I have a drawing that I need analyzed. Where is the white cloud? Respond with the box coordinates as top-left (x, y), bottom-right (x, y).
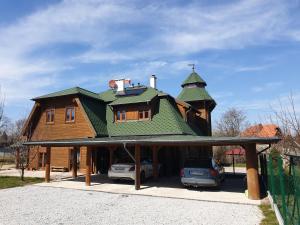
top-left (252, 82), bottom-right (283, 93)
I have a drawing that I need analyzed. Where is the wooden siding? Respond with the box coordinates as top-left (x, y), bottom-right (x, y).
top-left (28, 146), bottom-right (71, 170)
top-left (50, 147), bottom-right (71, 169)
top-left (30, 96), bottom-right (95, 141)
top-left (114, 104), bottom-right (151, 122)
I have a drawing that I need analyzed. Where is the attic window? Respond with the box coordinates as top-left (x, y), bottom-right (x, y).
top-left (65, 107), bottom-right (75, 123)
top-left (46, 108), bottom-right (55, 124)
top-left (138, 109), bottom-right (150, 120)
top-left (116, 110), bottom-right (126, 122)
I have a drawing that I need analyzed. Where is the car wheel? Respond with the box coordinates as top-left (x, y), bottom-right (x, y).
top-left (141, 171), bottom-right (146, 184)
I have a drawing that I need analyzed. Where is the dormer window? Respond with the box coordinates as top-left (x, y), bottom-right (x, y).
top-left (46, 108), bottom-right (55, 124)
top-left (116, 110), bottom-right (126, 122)
top-left (138, 109), bottom-right (150, 120)
top-left (66, 106), bottom-right (75, 123)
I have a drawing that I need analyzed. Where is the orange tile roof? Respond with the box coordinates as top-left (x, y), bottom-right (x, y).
top-left (242, 124), bottom-right (280, 138)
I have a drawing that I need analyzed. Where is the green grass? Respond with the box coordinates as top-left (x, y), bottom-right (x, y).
top-left (233, 163), bottom-right (246, 167)
top-left (0, 176), bottom-right (44, 189)
top-left (259, 204), bottom-right (279, 225)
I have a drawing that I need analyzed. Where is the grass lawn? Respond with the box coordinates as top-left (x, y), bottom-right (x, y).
top-left (0, 176), bottom-right (44, 189)
top-left (233, 163), bottom-right (246, 167)
top-left (259, 204), bottom-right (279, 225)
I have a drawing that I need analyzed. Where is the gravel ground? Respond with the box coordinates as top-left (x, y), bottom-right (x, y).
top-left (0, 186), bottom-right (262, 225)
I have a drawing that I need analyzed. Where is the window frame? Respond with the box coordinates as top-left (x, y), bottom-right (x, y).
top-left (65, 106), bottom-right (76, 123)
top-left (45, 108), bottom-right (55, 124)
top-left (138, 109), bottom-right (151, 121)
top-left (116, 109), bottom-right (127, 122)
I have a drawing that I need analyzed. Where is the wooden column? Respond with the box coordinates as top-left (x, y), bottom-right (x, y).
top-left (135, 144), bottom-right (141, 190)
top-left (152, 146), bottom-right (159, 179)
top-left (85, 147), bottom-right (92, 186)
top-left (72, 147), bottom-right (78, 179)
top-left (109, 147), bottom-right (115, 168)
top-left (45, 146), bottom-right (51, 183)
top-left (245, 144), bottom-right (260, 200)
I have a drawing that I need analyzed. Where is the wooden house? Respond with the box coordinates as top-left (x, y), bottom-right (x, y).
top-left (22, 70), bottom-right (216, 174)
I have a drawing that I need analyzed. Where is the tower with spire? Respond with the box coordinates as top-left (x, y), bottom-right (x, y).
top-left (177, 69), bottom-right (216, 135)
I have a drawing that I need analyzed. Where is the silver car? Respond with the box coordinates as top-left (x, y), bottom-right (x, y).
top-left (180, 158), bottom-right (225, 187)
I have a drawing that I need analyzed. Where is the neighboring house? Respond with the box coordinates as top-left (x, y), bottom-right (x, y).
top-left (22, 70), bottom-right (216, 173)
top-left (242, 124), bottom-right (281, 138)
top-left (225, 148), bottom-right (245, 164)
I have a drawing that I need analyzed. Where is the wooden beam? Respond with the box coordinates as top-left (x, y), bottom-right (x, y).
top-left (152, 146), bottom-right (159, 179)
top-left (45, 146), bottom-right (51, 183)
top-left (72, 147), bottom-right (78, 179)
top-left (85, 147), bottom-right (92, 186)
top-left (135, 144), bottom-right (141, 190)
top-left (109, 146), bottom-right (116, 169)
top-left (245, 144), bottom-right (260, 200)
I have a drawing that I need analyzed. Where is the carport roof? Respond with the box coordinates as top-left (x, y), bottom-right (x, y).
top-left (24, 135), bottom-right (280, 147)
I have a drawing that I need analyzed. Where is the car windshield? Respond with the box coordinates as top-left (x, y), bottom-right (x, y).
top-left (184, 159), bottom-right (213, 168)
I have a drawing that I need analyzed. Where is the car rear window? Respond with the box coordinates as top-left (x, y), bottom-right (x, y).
top-left (184, 159), bottom-right (213, 168)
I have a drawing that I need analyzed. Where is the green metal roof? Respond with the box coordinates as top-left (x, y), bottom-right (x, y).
top-left (98, 89), bottom-right (117, 102)
top-left (33, 87), bottom-right (102, 101)
top-left (108, 87), bottom-right (161, 106)
top-left (99, 87), bottom-right (169, 104)
top-left (177, 86), bottom-right (215, 102)
top-left (79, 96), bottom-right (108, 136)
top-left (106, 97), bottom-right (201, 136)
top-left (182, 72), bottom-right (207, 87)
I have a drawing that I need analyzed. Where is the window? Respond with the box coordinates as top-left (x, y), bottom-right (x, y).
top-left (116, 110), bottom-right (126, 122)
top-left (46, 109), bottom-right (55, 124)
top-left (65, 107), bottom-right (75, 122)
top-left (138, 109), bottom-right (150, 120)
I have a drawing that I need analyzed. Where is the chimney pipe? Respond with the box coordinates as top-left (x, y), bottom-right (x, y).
top-left (115, 79), bottom-right (125, 93)
top-left (150, 75), bottom-right (157, 89)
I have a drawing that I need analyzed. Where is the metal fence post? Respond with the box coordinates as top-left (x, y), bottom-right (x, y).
top-left (268, 155), bottom-right (275, 199)
top-left (278, 157), bottom-right (288, 224)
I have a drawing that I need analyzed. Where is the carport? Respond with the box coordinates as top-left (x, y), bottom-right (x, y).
top-left (24, 135), bottom-right (280, 200)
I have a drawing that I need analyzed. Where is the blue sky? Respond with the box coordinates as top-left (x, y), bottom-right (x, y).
top-left (1, 0), bottom-right (300, 127)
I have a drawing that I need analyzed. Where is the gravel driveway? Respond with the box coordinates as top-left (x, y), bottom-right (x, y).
top-left (0, 186), bottom-right (262, 225)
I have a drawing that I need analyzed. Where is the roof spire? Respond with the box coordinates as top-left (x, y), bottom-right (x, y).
top-left (188, 63), bottom-right (195, 72)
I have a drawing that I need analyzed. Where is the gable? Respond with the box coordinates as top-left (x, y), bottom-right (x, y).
top-left (28, 96), bottom-right (96, 141)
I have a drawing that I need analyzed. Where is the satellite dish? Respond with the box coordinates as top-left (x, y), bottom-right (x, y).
top-left (109, 80), bottom-right (117, 89)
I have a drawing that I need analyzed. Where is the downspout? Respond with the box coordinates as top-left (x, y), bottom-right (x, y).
top-left (123, 143), bottom-right (136, 163)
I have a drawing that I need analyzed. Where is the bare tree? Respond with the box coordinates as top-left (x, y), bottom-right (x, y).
top-left (215, 107), bottom-right (249, 137)
top-left (271, 94), bottom-right (300, 155)
top-left (10, 118), bottom-right (29, 180)
top-left (213, 108), bottom-right (249, 165)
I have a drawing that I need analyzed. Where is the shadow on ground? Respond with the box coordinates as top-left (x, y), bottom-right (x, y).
top-left (62, 172), bottom-right (247, 193)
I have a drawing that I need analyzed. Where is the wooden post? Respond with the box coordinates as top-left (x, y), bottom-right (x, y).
top-left (85, 147), bottom-right (92, 186)
top-left (135, 144), bottom-right (141, 190)
top-left (15, 148), bottom-right (20, 169)
top-left (245, 144), bottom-right (260, 200)
top-left (109, 147), bottom-right (115, 169)
top-left (72, 147), bottom-right (78, 179)
top-left (45, 146), bottom-right (51, 183)
top-left (152, 146), bottom-right (159, 179)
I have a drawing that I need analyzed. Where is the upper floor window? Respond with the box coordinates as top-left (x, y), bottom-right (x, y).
top-left (116, 110), bottom-right (126, 122)
top-left (65, 107), bottom-right (75, 122)
top-left (46, 108), bottom-right (55, 124)
top-left (138, 109), bottom-right (150, 120)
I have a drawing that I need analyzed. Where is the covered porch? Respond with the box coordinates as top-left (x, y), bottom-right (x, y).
top-left (24, 135), bottom-right (280, 200)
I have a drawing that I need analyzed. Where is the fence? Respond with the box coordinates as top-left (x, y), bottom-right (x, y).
top-left (268, 154), bottom-right (300, 225)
